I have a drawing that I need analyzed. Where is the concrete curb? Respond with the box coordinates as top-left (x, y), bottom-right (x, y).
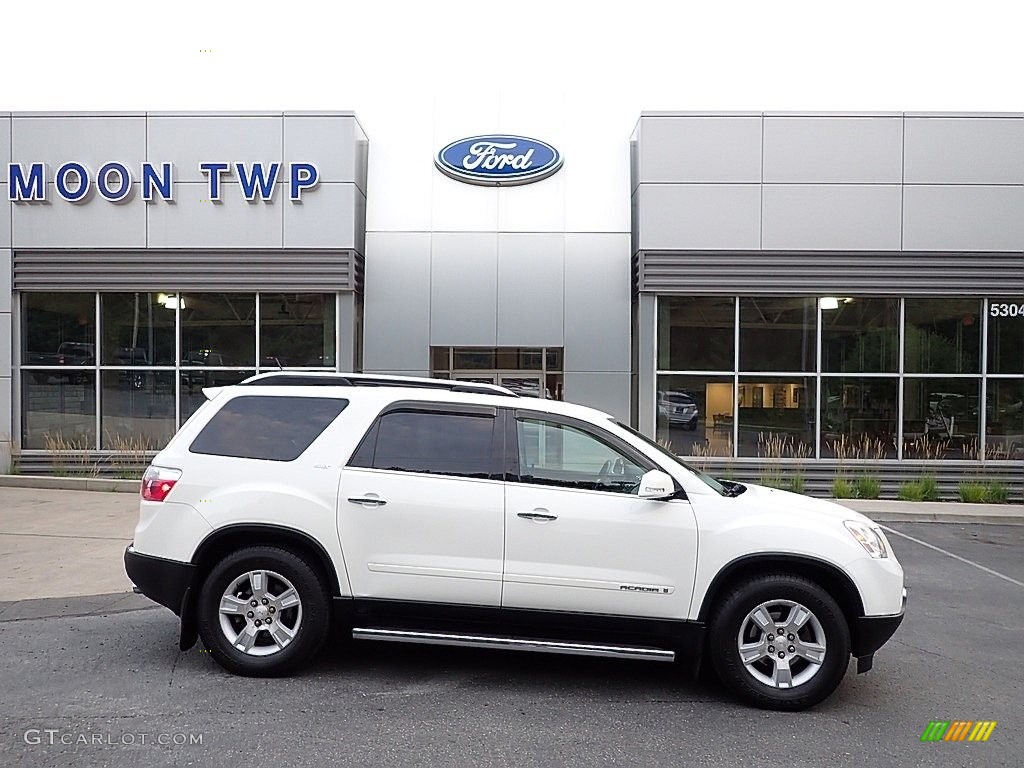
top-left (836, 499), bottom-right (1024, 525)
top-left (0, 591), bottom-right (157, 622)
top-left (0, 474), bottom-right (138, 494)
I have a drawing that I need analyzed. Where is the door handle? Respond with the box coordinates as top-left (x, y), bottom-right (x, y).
top-left (348, 496), bottom-right (387, 507)
top-left (517, 510), bottom-right (557, 522)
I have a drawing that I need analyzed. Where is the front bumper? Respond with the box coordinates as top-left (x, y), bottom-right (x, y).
top-left (851, 587), bottom-right (907, 670)
top-left (124, 545), bottom-right (194, 615)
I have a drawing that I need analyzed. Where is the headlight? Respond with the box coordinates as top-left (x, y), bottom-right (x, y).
top-left (844, 520), bottom-right (889, 558)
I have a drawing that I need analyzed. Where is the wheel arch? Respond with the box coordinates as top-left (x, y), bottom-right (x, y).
top-left (189, 523), bottom-right (342, 598)
top-left (697, 553), bottom-right (866, 627)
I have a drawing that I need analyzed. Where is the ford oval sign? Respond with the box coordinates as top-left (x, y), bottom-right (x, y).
top-left (435, 135), bottom-right (563, 186)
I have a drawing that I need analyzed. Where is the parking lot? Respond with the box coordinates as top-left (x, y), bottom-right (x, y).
top-left (1, 521), bottom-right (1020, 768)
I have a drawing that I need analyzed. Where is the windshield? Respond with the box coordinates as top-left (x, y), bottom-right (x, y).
top-left (612, 420), bottom-right (729, 496)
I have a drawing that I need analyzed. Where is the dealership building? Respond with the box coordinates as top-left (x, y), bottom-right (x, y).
top-left (1, 110), bottom-right (1021, 494)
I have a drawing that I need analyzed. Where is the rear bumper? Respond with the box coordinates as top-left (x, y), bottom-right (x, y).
top-left (852, 587), bottom-right (907, 660)
top-left (124, 545), bottom-right (194, 615)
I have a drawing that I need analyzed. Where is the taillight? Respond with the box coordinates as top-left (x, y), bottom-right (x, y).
top-left (141, 466), bottom-right (182, 502)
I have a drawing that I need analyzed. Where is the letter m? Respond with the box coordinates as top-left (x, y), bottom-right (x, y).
top-left (920, 721), bottom-right (949, 742)
top-left (8, 163), bottom-right (46, 201)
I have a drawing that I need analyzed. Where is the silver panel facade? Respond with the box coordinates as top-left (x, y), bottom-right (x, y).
top-left (762, 116), bottom-right (903, 183)
top-left (362, 232), bottom-right (432, 374)
top-left (637, 116), bottom-right (762, 184)
top-left (564, 233), bottom-right (631, 373)
top-left (430, 233), bottom-right (499, 346)
top-left (633, 112), bottom-right (1024, 293)
top-left (904, 116), bottom-right (1024, 184)
top-left (496, 234), bottom-right (564, 346)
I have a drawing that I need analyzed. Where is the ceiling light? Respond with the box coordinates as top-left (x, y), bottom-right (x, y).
top-left (819, 297), bottom-right (840, 310)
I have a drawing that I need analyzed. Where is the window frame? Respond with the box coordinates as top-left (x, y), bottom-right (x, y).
top-left (346, 400), bottom-right (505, 481)
top-left (508, 409), bottom-right (658, 495)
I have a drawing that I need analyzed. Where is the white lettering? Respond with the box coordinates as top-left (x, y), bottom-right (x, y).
top-left (462, 141), bottom-right (534, 172)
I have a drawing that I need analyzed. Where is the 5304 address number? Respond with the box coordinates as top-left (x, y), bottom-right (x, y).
top-left (989, 302), bottom-right (1024, 318)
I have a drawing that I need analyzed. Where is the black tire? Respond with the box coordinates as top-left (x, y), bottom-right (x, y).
top-left (197, 546), bottom-right (330, 677)
top-left (707, 573), bottom-right (850, 711)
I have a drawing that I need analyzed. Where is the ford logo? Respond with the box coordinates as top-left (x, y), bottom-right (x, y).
top-left (435, 135), bottom-right (563, 186)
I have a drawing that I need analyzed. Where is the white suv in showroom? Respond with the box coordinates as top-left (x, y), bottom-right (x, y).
top-left (125, 372), bottom-right (905, 710)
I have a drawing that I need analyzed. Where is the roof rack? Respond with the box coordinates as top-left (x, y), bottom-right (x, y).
top-left (238, 372), bottom-right (519, 398)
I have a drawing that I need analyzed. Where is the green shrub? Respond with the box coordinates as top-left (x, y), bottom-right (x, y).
top-left (832, 477), bottom-right (856, 499)
top-left (854, 476), bottom-right (881, 500)
top-left (958, 482), bottom-right (988, 503)
top-left (758, 474), bottom-right (785, 489)
top-left (919, 475), bottom-right (939, 501)
top-left (787, 474), bottom-right (806, 495)
top-left (985, 481), bottom-right (1009, 504)
top-left (897, 482), bottom-right (926, 501)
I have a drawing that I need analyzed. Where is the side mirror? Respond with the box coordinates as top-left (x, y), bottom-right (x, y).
top-left (637, 469), bottom-right (676, 499)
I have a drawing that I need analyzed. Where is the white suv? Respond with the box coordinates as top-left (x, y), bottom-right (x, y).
top-left (125, 372), bottom-right (905, 710)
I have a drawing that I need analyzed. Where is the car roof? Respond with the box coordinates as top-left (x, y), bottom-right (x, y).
top-left (206, 382), bottom-right (614, 423)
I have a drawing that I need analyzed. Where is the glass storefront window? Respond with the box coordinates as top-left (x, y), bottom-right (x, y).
top-left (737, 377), bottom-right (816, 457)
top-left (655, 376), bottom-right (734, 457)
top-left (739, 298), bottom-right (816, 372)
top-left (820, 377), bottom-right (898, 458)
top-left (904, 299), bottom-right (981, 374)
top-left (22, 293), bottom-right (95, 367)
top-left (100, 371), bottom-right (176, 449)
top-left (986, 379), bottom-right (1024, 461)
top-left (658, 297), bottom-right (734, 371)
top-left (180, 293), bottom-right (256, 367)
top-left (259, 293), bottom-right (335, 368)
top-left (432, 347), bottom-right (564, 399)
top-left (21, 371), bottom-right (96, 449)
top-left (821, 298), bottom-right (899, 373)
top-left (100, 293), bottom-right (175, 366)
top-left (903, 377), bottom-right (981, 459)
top-left (987, 298), bottom-right (1024, 374)
top-left (180, 370), bottom-right (256, 424)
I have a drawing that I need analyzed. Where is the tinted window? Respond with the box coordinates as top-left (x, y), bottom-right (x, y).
top-left (517, 418), bottom-right (646, 494)
top-left (190, 396), bottom-right (348, 461)
top-left (365, 410), bottom-right (496, 478)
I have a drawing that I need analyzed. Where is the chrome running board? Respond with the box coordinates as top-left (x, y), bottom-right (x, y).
top-left (351, 627), bottom-right (675, 662)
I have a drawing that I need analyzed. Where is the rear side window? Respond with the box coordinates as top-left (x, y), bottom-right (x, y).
top-left (190, 396), bottom-right (348, 461)
top-left (352, 410), bottom-right (496, 479)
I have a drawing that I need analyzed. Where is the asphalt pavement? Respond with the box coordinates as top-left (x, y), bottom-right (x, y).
top-left (0, 522), bottom-right (1020, 767)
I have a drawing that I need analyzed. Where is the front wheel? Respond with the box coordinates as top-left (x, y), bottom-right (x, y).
top-left (197, 546), bottom-right (330, 676)
top-left (708, 573), bottom-right (850, 710)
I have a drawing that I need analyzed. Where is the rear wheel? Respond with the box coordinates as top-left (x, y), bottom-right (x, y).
top-left (708, 573), bottom-right (850, 710)
top-left (197, 546), bottom-right (330, 676)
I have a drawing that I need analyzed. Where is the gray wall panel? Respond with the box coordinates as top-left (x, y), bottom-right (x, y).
top-left (563, 371), bottom-right (631, 422)
top-left (337, 292), bottom-right (356, 371)
top-left (564, 233), bottom-right (631, 372)
top-left (639, 117), bottom-right (761, 183)
top-left (11, 116), bottom-right (146, 171)
top-left (0, 376), bottom-right (10, 449)
top-left (0, 114), bottom-right (10, 169)
top-left (904, 117), bottom-right (1024, 184)
top-left (283, 116), bottom-right (358, 186)
top-left (430, 233), bottom-right (498, 346)
top-left (13, 186), bottom-right (147, 249)
top-left (636, 294), bottom-right (657, 436)
top-left (147, 116), bottom-right (283, 183)
top-left (284, 183), bottom-right (358, 250)
top-left (0, 313), bottom-right (9, 372)
top-left (762, 184), bottom-right (902, 250)
top-left (763, 117), bottom-right (903, 183)
top-left (0, 249), bottom-right (9, 312)
top-left (12, 251), bottom-right (358, 291)
top-left (903, 186), bottom-right (1024, 251)
top-left (638, 184), bottom-right (761, 251)
top-left (496, 233), bottom-right (564, 346)
top-left (147, 182), bottom-right (283, 249)
top-left (362, 232), bottom-right (431, 372)
top-left (0, 185), bottom-right (9, 248)
top-left (638, 251), bottom-right (1023, 295)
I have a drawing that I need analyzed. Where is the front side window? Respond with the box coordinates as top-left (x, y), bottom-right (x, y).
top-left (189, 396), bottom-right (347, 461)
top-left (362, 410), bottom-right (496, 479)
top-left (517, 418), bottom-right (646, 494)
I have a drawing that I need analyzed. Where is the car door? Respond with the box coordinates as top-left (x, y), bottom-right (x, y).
top-left (502, 410), bottom-right (697, 620)
top-left (338, 402), bottom-right (505, 606)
